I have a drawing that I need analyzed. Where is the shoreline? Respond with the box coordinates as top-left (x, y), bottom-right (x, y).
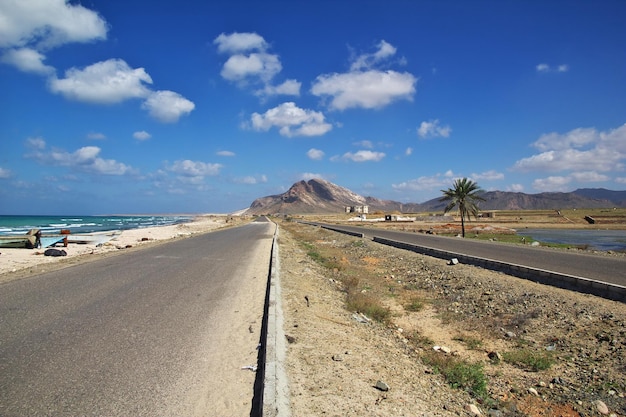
top-left (0, 215), bottom-right (246, 284)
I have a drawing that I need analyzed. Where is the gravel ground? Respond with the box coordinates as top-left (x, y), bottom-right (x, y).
top-left (278, 221), bottom-right (626, 417)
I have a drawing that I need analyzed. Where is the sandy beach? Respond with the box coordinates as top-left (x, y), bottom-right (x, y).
top-left (0, 215), bottom-right (245, 283)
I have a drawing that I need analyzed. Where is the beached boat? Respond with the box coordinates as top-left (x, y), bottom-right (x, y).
top-left (39, 235), bottom-right (67, 248)
top-left (65, 230), bottom-right (122, 245)
top-left (0, 229), bottom-right (38, 248)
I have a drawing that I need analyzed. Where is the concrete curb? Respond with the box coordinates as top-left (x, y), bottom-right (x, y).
top-left (373, 236), bottom-right (626, 303)
top-left (262, 226), bottom-right (291, 416)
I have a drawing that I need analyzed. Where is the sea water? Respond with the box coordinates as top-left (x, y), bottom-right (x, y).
top-left (518, 229), bottom-right (626, 252)
top-left (0, 215), bottom-right (193, 236)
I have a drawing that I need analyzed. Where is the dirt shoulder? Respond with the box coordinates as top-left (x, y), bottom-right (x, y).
top-left (278, 221), bottom-right (626, 417)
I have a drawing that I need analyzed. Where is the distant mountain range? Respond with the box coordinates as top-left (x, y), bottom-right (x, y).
top-left (244, 179), bottom-right (626, 215)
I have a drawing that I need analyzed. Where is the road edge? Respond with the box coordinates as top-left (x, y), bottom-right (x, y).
top-left (261, 225), bottom-right (291, 416)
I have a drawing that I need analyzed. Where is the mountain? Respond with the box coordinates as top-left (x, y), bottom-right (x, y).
top-left (245, 179), bottom-right (626, 215)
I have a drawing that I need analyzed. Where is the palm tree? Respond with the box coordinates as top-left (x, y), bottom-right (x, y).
top-left (440, 178), bottom-right (485, 238)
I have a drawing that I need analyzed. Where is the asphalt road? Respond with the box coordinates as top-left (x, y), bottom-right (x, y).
top-left (312, 223), bottom-right (626, 288)
top-left (0, 220), bottom-right (275, 416)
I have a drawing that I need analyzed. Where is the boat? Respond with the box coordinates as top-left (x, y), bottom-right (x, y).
top-left (39, 235), bottom-right (67, 248)
top-left (0, 229), bottom-right (38, 248)
top-left (65, 230), bottom-right (122, 246)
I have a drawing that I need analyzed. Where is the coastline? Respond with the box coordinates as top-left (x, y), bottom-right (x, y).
top-left (0, 214), bottom-right (246, 283)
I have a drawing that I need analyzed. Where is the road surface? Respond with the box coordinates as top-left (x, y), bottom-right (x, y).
top-left (311, 223), bottom-right (626, 288)
top-left (0, 220), bottom-right (275, 416)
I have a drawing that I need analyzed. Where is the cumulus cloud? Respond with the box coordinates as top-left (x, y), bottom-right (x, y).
top-left (25, 138), bottom-right (132, 175)
top-left (417, 119), bottom-right (451, 138)
top-left (532, 176), bottom-right (571, 192)
top-left (405, 147), bottom-right (413, 156)
top-left (310, 40), bottom-right (416, 111)
top-left (307, 148), bottom-right (325, 160)
top-left (250, 102), bottom-right (332, 137)
top-left (133, 131), bottom-right (151, 141)
top-left (300, 172), bottom-right (326, 181)
top-left (141, 90), bottom-right (195, 123)
top-left (392, 170), bottom-right (457, 191)
top-left (0, 47), bottom-right (55, 74)
top-left (49, 59), bottom-right (152, 104)
top-left (337, 150), bottom-right (385, 162)
top-left (214, 32), bottom-right (299, 98)
top-left (0, 0), bottom-right (108, 50)
top-left (512, 123), bottom-right (626, 173)
top-left (311, 70), bottom-right (416, 111)
top-left (166, 160), bottom-right (222, 181)
top-left (214, 32), bottom-right (267, 54)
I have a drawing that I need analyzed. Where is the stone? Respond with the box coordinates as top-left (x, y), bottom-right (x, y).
top-left (528, 387), bottom-right (539, 396)
top-left (449, 258), bottom-right (459, 265)
top-left (332, 354), bottom-right (344, 362)
top-left (594, 400), bottom-right (609, 415)
top-left (374, 380), bottom-right (389, 391)
top-left (488, 351), bottom-right (502, 361)
top-left (505, 331), bottom-right (516, 338)
top-left (465, 403), bottom-right (481, 415)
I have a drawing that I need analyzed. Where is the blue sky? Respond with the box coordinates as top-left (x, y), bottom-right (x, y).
top-left (1, 0), bottom-right (625, 215)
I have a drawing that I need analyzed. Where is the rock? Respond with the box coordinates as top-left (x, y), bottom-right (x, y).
top-left (332, 354), bottom-right (344, 362)
top-left (374, 380), bottom-right (389, 391)
top-left (448, 258), bottom-right (459, 265)
top-left (488, 351), bottom-right (502, 362)
top-left (285, 334), bottom-right (296, 344)
top-left (594, 400), bottom-right (609, 415)
top-left (505, 331), bottom-right (516, 338)
top-left (528, 387), bottom-right (539, 396)
top-left (465, 403), bottom-right (481, 415)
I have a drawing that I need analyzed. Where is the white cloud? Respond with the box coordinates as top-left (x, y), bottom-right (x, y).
top-left (392, 171), bottom-right (457, 191)
top-left (234, 174), bottom-right (268, 184)
top-left (0, 0), bottom-right (108, 50)
top-left (350, 40), bottom-right (397, 71)
top-left (300, 172), bottom-right (326, 181)
top-left (217, 150), bottom-right (235, 157)
top-left (1, 47), bottom-right (54, 74)
top-left (255, 79), bottom-right (301, 98)
top-left (532, 176), bottom-right (571, 192)
top-left (570, 171), bottom-right (610, 183)
top-left (615, 177), bottom-right (626, 184)
top-left (141, 90), bottom-right (195, 123)
top-left (339, 150), bottom-right (385, 162)
top-left (133, 131), bottom-right (151, 141)
top-left (167, 160), bottom-right (222, 178)
top-left (471, 170), bottom-right (504, 181)
top-left (214, 32), bottom-right (267, 54)
top-left (26, 136), bottom-right (46, 150)
top-left (311, 70), bottom-right (416, 111)
top-left (417, 119), bottom-right (451, 138)
top-left (87, 132), bottom-right (106, 140)
top-left (221, 52), bottom-right (282, 83)
top-left (405, 147), bottom-right (413, 156)
top-left (0, 167), bottom-right (12, 179)
top-left (49, 59), bottom-right (152, 104)
top-left (353, 140), bottom-right (374, 148)
top-left (536, 63), bottom-right (569, 73)
top-left (307, 148), bottom-right (325, 160)
top-left (512, 124), bottom-right (626, 173)
top-left (25, 139), bottom-right (132, 175)
top-left (507, 184), bottom-right (525, 192)
top-left (250, 102), bottom-right (332, 137)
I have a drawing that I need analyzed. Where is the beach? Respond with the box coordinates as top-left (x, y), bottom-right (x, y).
top-left (0, 215), bottom-right (245, 283)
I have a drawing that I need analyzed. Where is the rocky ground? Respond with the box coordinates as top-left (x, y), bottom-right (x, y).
top-left (278, 221), bottom-right (626, 417)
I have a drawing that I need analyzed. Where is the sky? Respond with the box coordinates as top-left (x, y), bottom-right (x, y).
top-left (1, 0), bottom-right (625, 215)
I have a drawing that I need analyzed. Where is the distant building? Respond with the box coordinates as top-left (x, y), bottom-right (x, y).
top-left (345, 205), bottom-right (369, 214)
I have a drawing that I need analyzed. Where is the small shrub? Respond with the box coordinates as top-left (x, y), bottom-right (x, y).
top-left (346, 291), bottom-right (390, 323)
top-left (453, 335), bottom-right (483, 350)
top-left (424, 353), bottom-right (488, 399)
top-left (405, 297), bottom-right (425, 312)
top-left (502, 349), bottom-right (554, 372)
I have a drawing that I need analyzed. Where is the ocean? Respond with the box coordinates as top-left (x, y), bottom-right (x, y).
top-left (518, 228), bottom-right (626, 252)
top-left (0, 215), bottom-right (193, 236)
